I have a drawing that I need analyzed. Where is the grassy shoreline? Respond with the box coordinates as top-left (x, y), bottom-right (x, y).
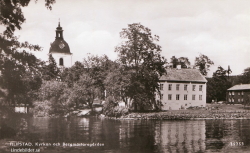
top-left (102, 104), bottom-right (250, 120)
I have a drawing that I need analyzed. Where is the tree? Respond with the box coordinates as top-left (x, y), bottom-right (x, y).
top-left (71, 73), bottom-right (102, 109)
top-left (66, 54), bottom-right (115, 109)
top-left (115, 23), bottom-right (166, 111)
top-left (0, 0), bottom-right (55, 36)
top-left (178, 57), bottom-right (191, 68)
top-left (0, 51), bottom-right (43, 105)
top-left (0, 0), bottom-right (55, 105)
top-left (82, 54), bottom-right (115, 99)
top-left (170, 56), bottom-right (190, 68)
top-left (170, 56), bottom-right (179, 68)
top-left (37, 80), bottom-right (71, 114)
top-left (61, 61), bottom-right (85, 87)
top-left (194, 54), bottom-right (214, 76)
top-left (226, 67), bottom-right (250, 86)
top-left (104, 64), bottom-right (132, 107)
top-left (240, 67), bottom-right (250, 84)
top-left (207, 66), bottom-right (232, 102)
top-left (42, 54), bottom-right (60, 80)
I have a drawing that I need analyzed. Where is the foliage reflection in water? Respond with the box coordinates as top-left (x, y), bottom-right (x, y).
top-left (1, 116), bottom-right (250, 153)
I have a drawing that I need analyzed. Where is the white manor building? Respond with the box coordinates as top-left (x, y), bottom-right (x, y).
top-left (49, 22), bottom-right (72, 68)
top-left (157, 68), bottom-right (207, 110)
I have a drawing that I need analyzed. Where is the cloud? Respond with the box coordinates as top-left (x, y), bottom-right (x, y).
top-left (68, 29), bottom-right (119, 62)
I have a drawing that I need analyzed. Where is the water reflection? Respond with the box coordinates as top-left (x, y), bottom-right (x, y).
top-left (155, 120), bottom-right (206, 153)
top-left (205, 120), bottom-right (250, 152)
top-left (1, 116), bottom-right (250, 153)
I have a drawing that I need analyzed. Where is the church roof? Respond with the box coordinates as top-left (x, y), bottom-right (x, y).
top-left (160, 68), bottom-right (207, 82)
top-left (49, 39), bottom-right (71, 54)
top-left (228, 84), bottom-right (250, 91)
top-left (49, 22), bottom-right (71, 54)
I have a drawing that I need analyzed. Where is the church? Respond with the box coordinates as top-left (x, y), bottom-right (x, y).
top-left (49, 22), bottom-right (72, 68)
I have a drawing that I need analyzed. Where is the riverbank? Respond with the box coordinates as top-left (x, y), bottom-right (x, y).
top-left (102, 104), bottom-right (250, 120)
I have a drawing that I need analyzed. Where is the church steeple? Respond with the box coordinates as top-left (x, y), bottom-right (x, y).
top-left (56, 21), bottom-right (63, 39)
top-left (49, 21), bottom-right (72, 68)
top-left (50, 21), bottom-right (71, 54)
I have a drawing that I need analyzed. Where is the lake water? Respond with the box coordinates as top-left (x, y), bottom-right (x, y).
top-left (1, 116), bottom-right (250, 153)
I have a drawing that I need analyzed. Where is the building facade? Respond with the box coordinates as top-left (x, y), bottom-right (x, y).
top-left (49, 22), bottom-right (72, 68)
top-left (157, 68), bottom-right (207, 110)
top-left (227, 84), bottom-right (250, 104)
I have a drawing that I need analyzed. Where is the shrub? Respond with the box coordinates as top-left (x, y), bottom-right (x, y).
top-left (34, 80), bottom-right (73, 116)
top-left (32, 100), bottom-right (52, 117)
top-left (103, 96), bottom-right (129, 117)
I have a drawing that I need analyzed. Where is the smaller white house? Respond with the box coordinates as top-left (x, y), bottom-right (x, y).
top-left (156, 68), bottom-right (207, 110)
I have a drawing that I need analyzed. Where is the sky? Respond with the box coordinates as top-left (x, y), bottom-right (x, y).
top-left (1, 0), bottom-right (250, 76)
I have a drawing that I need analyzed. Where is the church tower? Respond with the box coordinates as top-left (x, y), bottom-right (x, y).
top-left (49, 22), bottom-right (72, 68)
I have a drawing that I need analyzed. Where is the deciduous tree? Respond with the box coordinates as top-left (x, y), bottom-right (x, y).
top-left (194, 54), bottom-right (214, 76)
top-left (170, 56), bottom-right (190, 68)
top-left (178, 57), bottom-right (191, 68)
top-left (115, 23), bottom-right (166, 111)
top-left (104, 64), bottom-right (132, 107)
top-left (207, 66), bottom-right (232, 102)
top-left (42, 54), bottom-right (60, 80)
top-left (71, 73), bottom-right (102, 109)
top-left (240, 67), bottom-right (250, 84)
top-left (61, 61), bottom-right (85, 87)
top-left (0, 0), bottom-right (55, 105)
top-left (37, 80), bottom-right (71, 114)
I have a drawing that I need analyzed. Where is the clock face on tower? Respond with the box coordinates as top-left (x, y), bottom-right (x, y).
top-left (59, 42), bottom-right (65, 49)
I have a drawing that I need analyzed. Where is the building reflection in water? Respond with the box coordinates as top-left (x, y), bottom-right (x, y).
top-left (154, 120), bottom-right (206, 153)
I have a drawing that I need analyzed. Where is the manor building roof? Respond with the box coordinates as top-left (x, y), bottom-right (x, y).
top-left (160, 68), bottom-right (207, 83)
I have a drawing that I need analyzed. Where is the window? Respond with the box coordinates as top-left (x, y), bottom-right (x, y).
top-left (199, 85), bottom-right (202, 91)
top-left (176, 84), bottom-right (180, 90)
top-left (229, 98), bottom-right (231, 102)
top-left (168, 94), bottom-right (172, 100)
top-left (160, 94), bottom-right (163, 100)
top-left (232, 91), bottom-right (234, 95)
top-left (59, 58), bottom-right (64, 66)
top-left (238, 92), bottom-right (240, 95)
top-left (184, 95), bottom-right (187, 100)
top-left (232, 98), bottom-right (234, 102)
top-left (160, 84), bottom-right (163, 90)
top-left (192, 95), bottom-right (195, 100)
top-left (229, 92), bottom-right (231, 95)
top-left (242, 91), bottom-right (244, 95)
top-left (184, 84), bottom-right (188, 90)
top-left (242, 99), bottom-right (244, 102)
top-left (176, 94), bottom-right (180, 100)
top-left (168, 84), bottom-right (172, 90)
top-left (192, 85), bottom-right (196, 91)
top-left (199, 95), bottom-right (202, 100)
